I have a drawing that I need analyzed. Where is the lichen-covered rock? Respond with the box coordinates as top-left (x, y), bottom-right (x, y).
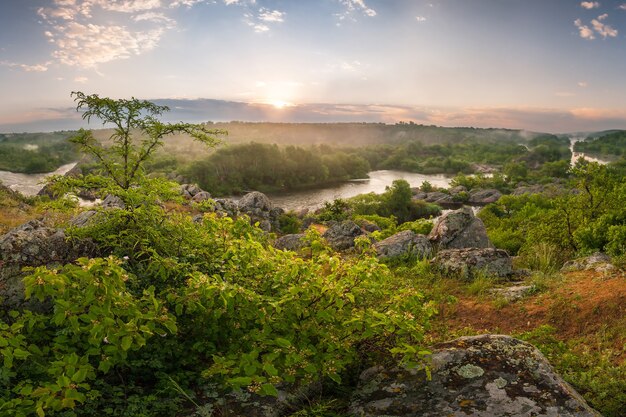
top-left (359, 220), bottom-right (381, 233)
top-left (429, 207), bottom-right (493, 249)
top-left (274, 234), bottom-right (308, 252)
top-left (0, 220), bottom-right (98, 309)
top-left (490, 284), bottom-right (534, 301)
top-left (433, 247), bottom-right (512, 280)
top-left (350, 334), bottom-right (601, 417)
top-left (213, 198), bottom-right (239, 218)
top-left (322, 221), bottom-right (365, 251)
top-left (468, 188), bottom-right (502, 205)
top-left (561, 252), bottom-right (615, 273)
top-left (237, 191), bottom-right (283, 232)
top-left (373, 230), bottom-right (432, 260)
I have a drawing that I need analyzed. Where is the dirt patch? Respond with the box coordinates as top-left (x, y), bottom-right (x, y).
top-left (439, 271), bottom-right (626, 353)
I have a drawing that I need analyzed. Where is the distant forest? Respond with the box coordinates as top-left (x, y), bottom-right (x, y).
top-left (574, 131), bottom-right (626, 158)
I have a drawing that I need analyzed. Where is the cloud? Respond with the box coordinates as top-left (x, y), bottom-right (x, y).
top-left (0, 61), bottom-right (50, 72)
top-left (242, 7), bottom-right (285, 33)
top-left (580, 1), bottom-right (600, 9)
top-left (591, 16), bottom-right (618, 38)
top-left (620, 4), bottom-right (626, 10)
top-left (32, 0), bottom-right (208, 69)
top-left (335, 0), bottom-right (377, 24)
top-left (578, 81), bottom-right (588, 87)
top-left (574, 18), bottom-right (595, 39)
top-left (223, 0), bottom-right (239, 4)
top-left (415, 16), bottom-right (427, 22)
top-left (258, 8), bottom-right (285, 23)
top-left (74, 76), bottom-right (89, 83)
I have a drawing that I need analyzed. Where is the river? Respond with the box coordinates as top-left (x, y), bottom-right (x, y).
top-left (0, 163), bottom-right (77, 197)
top-left (267, 170), bottom-right (452, 211)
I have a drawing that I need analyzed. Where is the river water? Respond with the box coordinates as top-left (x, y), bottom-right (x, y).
top-left (0, 163), bottom-right (77, 196)
top-left (267, 170), bottom-right (452, 211)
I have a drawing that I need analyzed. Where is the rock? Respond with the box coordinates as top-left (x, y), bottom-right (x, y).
top-left (237, 192), bottom-right (283, 232)
top-left (70, 210), bottom-right (99, 228)
top-left (180, 183), bottom-right (203, 198)
top-left (490, 284), bottom-right (534, 301)
top-left (433, 248), bottom-right (512, 280)
top-left (101, 194), bottom-right (125, 209)
top-left (468, 188), bottom-right (502, 205)
top-left (0, 220), bottom-right (98, 310)
top-left (213, 198), bottom-right (239, 218)
top-left (191, 191), bottom-right (211, 202)
top-left (350, 334), bottom-right (601, 417)
top-left (449, 185), bottom-right (468, 195)
top-left (205, 382), bottom-right (322, 417)
top-left (273, 234), bottom-right (308, 252)
top-left (413, 191), bottom-right (455, 204)
top-left (357, 220), bottom-right (381, 233)
top-left (322, 221), bottom-right (365, 251)
top-left (561, 252), bottom-right (615, 273)
top-left (429, 207), bottom-right (493, 249)
top-left (374, 230), bottom-right (432, 260)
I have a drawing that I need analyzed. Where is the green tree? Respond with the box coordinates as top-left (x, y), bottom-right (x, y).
top-left (68, 91), bottom-right (226, 190)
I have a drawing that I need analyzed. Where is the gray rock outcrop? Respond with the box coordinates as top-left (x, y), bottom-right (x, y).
top-left (433, 247), bottom-right (512, 280)
top-left (429, 207), bottom-right (493, 250)
top-left (373, 230), bottom-right (432, 260)
top-left (322, 221), bottom-right (365, 251)
top-left (237, 191), bottom-right (284, 232)
top-left (468, 188), bottom-right (502, 205)
top-left (350, 334), bottom-right (601, 417)
top-left (413, 191), bottom-right (455, 205)
top-left (561, 252), bottom-right (615, 273)
top-left (0, 220), bottom-right (98, 310)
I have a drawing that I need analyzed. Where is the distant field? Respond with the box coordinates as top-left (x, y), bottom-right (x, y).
top-left (0, 131), bottom-right (79, 173)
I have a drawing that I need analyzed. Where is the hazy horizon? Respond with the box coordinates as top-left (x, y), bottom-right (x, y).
top-left (2, 0), bottom-right (626, 133)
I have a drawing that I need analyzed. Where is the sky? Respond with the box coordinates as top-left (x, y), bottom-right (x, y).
top-left (1, 0), bottom-right (626, 133)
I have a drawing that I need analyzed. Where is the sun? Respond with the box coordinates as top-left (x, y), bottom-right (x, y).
top-left (267, 99), bottom-right (294, 109)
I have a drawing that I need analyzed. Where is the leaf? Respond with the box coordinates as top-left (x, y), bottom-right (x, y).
top-left (263, 363), bottom-right (278, 377)
top-left (72, 368), bottom-right (88, 383)
top-left (13, 348), bottom-right (31, 360)
top-left (261, 384), bottom-right (278, 397)
top-left (120, 336), bottom-right (132, 351)
top-left (275, 338), bottom-right (291, 348)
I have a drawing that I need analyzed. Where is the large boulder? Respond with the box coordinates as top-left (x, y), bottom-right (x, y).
top-left (350, 334), bottom-right (601, 417)
top-left (433, 247), bottom-right (512, 280)
top-left (0, 220), bottom-right (98, 309)
top-left (468, 188), bottom-right (502, 205)
top-left (373, 230), bottom-right (432, 260)
top-left (322, 221), bottom-right (365, 251)
top-left (429, 207), bottom-right (493, 249)
top-left (237, 191), bottom-right (283, 232)
top-left (213, 198), bottom-right (240, 218)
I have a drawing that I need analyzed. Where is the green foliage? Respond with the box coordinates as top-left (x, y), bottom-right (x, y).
top-left (278, 212), bottom-right (302, 234)
top-left (574, 130), bottom-right (626, 158)
top-left (1, 214), bottom-right (435, 416)
top-left (316, 199), bottom-right (351, 222)
top-left (480, 163), bottom-right (626, 261)
top-left (0, 132), bottom-right (79, 174)
top-left (518, 325), bottom-right (626, 417)
top-left (344, 180), bottom-right (441, 224)
top-left (184, 143), bottom-right (369, 196)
